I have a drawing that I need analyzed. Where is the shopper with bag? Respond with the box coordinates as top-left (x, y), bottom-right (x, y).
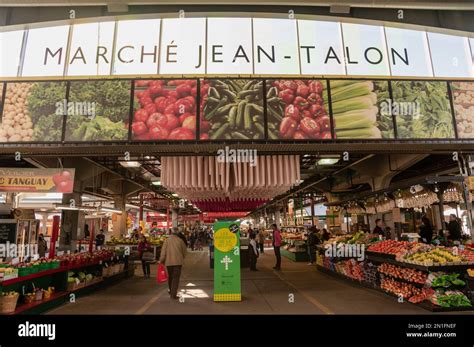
top-left (138, 235), bottom-right (152, 278)
top-left (159, 231), bottom-right (187, 299)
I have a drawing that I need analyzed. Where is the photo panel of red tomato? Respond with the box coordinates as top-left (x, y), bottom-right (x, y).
top-left (200, 79), bottom-right (265, 140)
top-left (266, 79), bottom-right (332, 140)
top-left (132, 79), bottom-right (198, 141)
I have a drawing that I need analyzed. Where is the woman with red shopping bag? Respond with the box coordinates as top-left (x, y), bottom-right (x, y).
top-left (158, 228), bottom-right (187, 299)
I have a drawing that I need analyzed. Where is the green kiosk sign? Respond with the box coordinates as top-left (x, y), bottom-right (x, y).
top-left (213, 221), bottom-right (241, 302)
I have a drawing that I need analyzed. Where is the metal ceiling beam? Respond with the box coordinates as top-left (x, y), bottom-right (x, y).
top-left (0, 0), bottom-right (473, 10)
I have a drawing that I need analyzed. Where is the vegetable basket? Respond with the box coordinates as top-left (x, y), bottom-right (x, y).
top-left (0, 293), bottom-right (19, 314)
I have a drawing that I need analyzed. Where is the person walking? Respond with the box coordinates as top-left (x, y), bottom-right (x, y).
top-left (419, 216), bottom-right (433, 244)
top-left (189, 230), bottom-right (196, 251)
top-left (256, 228), bottom-right (265, 254)
top-left (138, 235), bottom-right (151, 278)
top-left (38, 233), bottom-right (48, 258)
top-left (271, 224), bottom-right (282, 270)
top-left (307, 227), bottom-right (318, 265)
top-left (248, 233), bottom-right (259, 271)
top-left (159, 231), bottom-right (188, 299)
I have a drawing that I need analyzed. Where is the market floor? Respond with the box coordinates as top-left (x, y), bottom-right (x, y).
top-left (48, 248), bottom-right (440, 315)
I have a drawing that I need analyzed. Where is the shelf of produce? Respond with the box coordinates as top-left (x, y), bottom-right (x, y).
top-left (378, 273), bottom-right (425, 288)
top-left (69, 280), bottom-right (104, 293)
top-left (4, 291), bottom-right (68, 315)
top-left (366, 251), bottom-right (396, 260)
top-left (281, 248), bottom-right (309, 262)
top-left (317, 265), bottom-right (473, 312)
top-left (1, 267), bottom-right (66, 287)
top-left (367, 254), bottom-right (472, 273)
top-left (67, 261), bottom-right (101, 271)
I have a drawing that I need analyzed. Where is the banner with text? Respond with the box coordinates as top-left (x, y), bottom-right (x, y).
top-left (0, 168), bottom-right (75, 193)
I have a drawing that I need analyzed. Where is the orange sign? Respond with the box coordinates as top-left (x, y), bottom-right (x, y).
top-left (0, 168), bottom-right (75, 193)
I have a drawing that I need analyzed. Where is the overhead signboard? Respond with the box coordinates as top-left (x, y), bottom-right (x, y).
top-left (1, 16), bottom-right (473, 79)
top-left (0, 168), bottom-right (75, 193)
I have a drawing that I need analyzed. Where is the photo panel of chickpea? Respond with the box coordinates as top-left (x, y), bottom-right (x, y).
top-left (0, 82), bottom-right (67, 143)
top-left (132, 79), bottom-right (198, 141)
top-left (451, 82), bottom-right (474, 139)
top-left (65, 80), bottom-right (131, 142)
top-left (266, 79), bottom-right (331, 140)
top-left (200, 79), bottom-right (265, 140)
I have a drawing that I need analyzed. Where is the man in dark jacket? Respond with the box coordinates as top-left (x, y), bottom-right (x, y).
top-left (373, 219), bottom-right (385, 236)
top-left (446, 214), bottom-right (462, 242)
top-left (307, 227), bottom-right (318, 265)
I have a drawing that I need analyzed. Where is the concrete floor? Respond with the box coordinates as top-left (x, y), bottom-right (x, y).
top-left (48, 248), bottom-right (444, 314)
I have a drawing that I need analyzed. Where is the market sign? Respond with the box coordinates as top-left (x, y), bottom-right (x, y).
top-left (0, 168), bottom-right (75, 193)
top-left (213, 220), bottom-right (241, 301)
top-left (1, 16), bottom-right (473, 78)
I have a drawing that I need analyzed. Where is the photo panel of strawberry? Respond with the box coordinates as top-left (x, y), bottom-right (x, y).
top-left (65, 80), bottom-right (130, 141)
top-left (266, 79), bottom-right (331, 140)
top-left (200, 79), bottom-right (265, 140)
top-left (331, 80), bottom-right (393, 139)
top-left (132, 79), bottom-right (198, 141)
top-left (0, 82), bottom-right (67, 143)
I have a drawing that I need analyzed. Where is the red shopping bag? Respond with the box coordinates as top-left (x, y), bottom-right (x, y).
top-left (157, 263), bottom-right (168, 284)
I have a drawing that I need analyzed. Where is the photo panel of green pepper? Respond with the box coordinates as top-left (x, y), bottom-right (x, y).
top-left (200, 79), bottom-right (265, 141)
top-left (65, 80), bottom-right (130, 141)
top-left (451, 82), bottom-right (474, 139)
top-left (0, 82), bottom-right (67, 143)
top-left (392, 81), bottom-right (455, 139)
top-left (331, 80), bottom-right (394, 139)
top-left (266, 79), bottom-right (331, 140)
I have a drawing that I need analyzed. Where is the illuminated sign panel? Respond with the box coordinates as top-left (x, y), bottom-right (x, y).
top-left (0, 16), bottom-right (473, 78)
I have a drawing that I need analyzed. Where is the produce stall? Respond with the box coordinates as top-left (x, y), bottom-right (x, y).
top-left (105, 235), bottom-right (167, 260)
top-left (0, 249), bottom-right (130, 314)
top-left (316, 239), bottom-right (474, 311)
top-left (281, 227), bottom-right (309, 262)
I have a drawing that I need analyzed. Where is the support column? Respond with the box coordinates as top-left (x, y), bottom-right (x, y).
top-left (112, 196), bottom-right (127, 238)
top-left (59, 192), bottom-right (82, 252)
top-left (275, 210), bottom-right (281, 229)
top-left (310, 195), bottom-right (315, 226)
top-left (172, 208), bottom-right (178, 229)
top-left (437, 191), bottom-right (445, 232)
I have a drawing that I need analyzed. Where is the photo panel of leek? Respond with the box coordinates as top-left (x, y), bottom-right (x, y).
top-left (391, 81), bottom-right (455, 139)
top-left (132, 80), bottom-right (198, 141)
top-left (200, 79), bottom-right (265, 140)
top-left (65, 81), bottom-right (130, 141)
top-left (266, 79), bottom-right (331, 140)
top-left (0, 82), bottom-right (67, 143)
top-left (331, 80), bottom-right (393, 139)
top-left (451, 81), bottom-right (474, 139)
